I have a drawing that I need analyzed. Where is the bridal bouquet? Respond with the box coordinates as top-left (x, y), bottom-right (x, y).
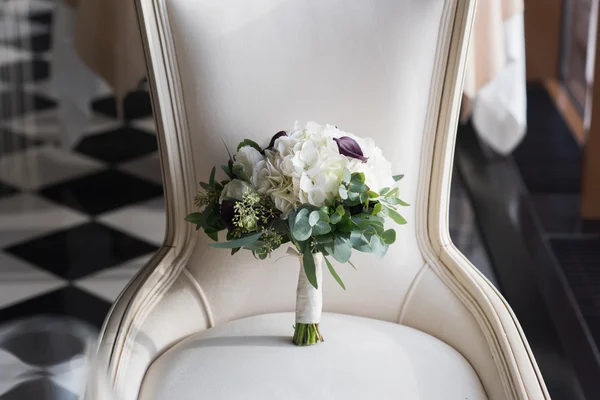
top-left (186, 122), bottom-right (408, 345)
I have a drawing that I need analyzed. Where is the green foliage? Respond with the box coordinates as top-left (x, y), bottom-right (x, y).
top-left (185, 138), bottom-right (411, 290)
top-left (237, 139), bottom-right (262, 153)
top-left (209, 232), bottom-right (262, 248)
top-left (184, 212), bottom-right (205, 226)
top-left (302, 245), bottom-right (318, 289)
top-left (325, 257), bottom-right (346, 290)
top-left (383, 206), bottom-right (407, 225)
top-left (221, 160), bottom-right (235, 179)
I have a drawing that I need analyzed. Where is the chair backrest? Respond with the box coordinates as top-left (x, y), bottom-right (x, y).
top-left (139, 0), bottom-right (475, 325)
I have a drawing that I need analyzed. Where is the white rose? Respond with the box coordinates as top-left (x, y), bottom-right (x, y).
top-left (348, 136), bottom-right (394, 192)
top-left (233, 146), bottom-right (264, 180)
top-left (250, 159), bottom-right (271, 195)
top-left (219, 180), bottom-right (251, 203)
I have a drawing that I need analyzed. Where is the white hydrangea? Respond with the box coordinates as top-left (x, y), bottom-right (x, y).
top-left (230, 122), bottom-right (395, 215)
top-left (251, 151), bottom-right (297, 217)
top-left (273, 122), bottom-right (352, 208)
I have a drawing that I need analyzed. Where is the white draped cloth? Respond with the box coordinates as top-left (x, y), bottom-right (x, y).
top-left (463, 0), bottom-right (526, 155)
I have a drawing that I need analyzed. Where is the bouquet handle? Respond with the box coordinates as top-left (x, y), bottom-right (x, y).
top-left (293, 252), bottom-right (324, 345)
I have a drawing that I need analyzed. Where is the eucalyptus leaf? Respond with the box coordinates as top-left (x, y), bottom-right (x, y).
top-left (357, 219), bottom-right (384, 234)
top-left (231, 164), bottom-right (249, 181)
top-left (309, 211), bottom-right (320, 227)
top-left (385, 197), bottom-right (410, 206)
top-left (348, 259), bottom-right (357, 271)
top-left (325, 257), bottom-right (346, 290)
top-left (243, 240), bottom-right (265, 252)
top-left (347, 191), bottom-right (360, 202)
top-left (318, 210), bottom-right (330, 223)
top-left (330, 213), bottom-right (342, 224)
top-left (312, 220), bottom-right (332, 236)
top-left (209, 232), bottom-right (262, 248)
top-left (385, 206), bottom-right (408, 225)
top-left (221, 163), bottom-right (234, 179)
top-left (372, 203), bottom-right (382, 216)
top-left (349, 181), bottom-right (368, 193)
top-left (204, 228), bottom-right (219, 242)
top-left (199, 182), bottom-right (211, 190)
top-left (185, 212), bottom-right (205, 226)
top-left (350, 232), bottom-right (373, 253)
top-left (385, 187), bottom-right (399, 198)
top-left (237, 139), bottom-right (262, 153)
top-left (288, 210), bottom-right (297, 236)
top-left (337, 216), bottom-right (358, 233)
top-left (332, 237), bottom-right (352, 263)
top-left (382, 229), bottom-right (397, 244)
top-left (380, 187), bottom-right (390, 196)
top-left (303, 246), bottom-right (318, 289)
top-left (314, 243), bottom-right (330, 255)
top-left (295, 207), bottom-right (310, 222)
top-left (351, 172), bottom-right (366, 183)
top-left (342, 168), bottom-right (351, 183)
top-left (339, 185), bottom-right (348, 200)
top-left (350, 231), bottom-right (369, 248)
top-left (369, 235), bottom-right (388, 257)
top-left (314, 234), bottom-right (334, 243)
top-left (336, 205), bottom-right (345, 216)
top-left (293, 209), bottom-right (312, 241)
top-left (209, 166), bottom-right (216, 185)
top-left (393, 174), bottom-right (404, 181)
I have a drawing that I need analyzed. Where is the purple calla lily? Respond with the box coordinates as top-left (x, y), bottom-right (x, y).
top-left (267, 131), bottom-right (287, 149)
top-left (334, 136), bottom-right (367, 163)
top-left (220, 200), bottom-right (237, 231)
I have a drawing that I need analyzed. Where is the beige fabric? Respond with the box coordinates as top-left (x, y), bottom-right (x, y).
top-left (140, 313), bottom-right (487, 400)
top-left (73, 0), bottom-right (145, 107)
top-left (463, 0), bottom-right (524, 99)
top-left (88, 2), bottom-right (549, 400)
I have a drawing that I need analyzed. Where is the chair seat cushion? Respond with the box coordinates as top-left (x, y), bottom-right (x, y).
top-left (140, 313), bottom-right (487, 400)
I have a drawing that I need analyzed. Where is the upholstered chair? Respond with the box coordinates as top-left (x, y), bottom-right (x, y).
top-left (89, 1), bottom-right (550, 399)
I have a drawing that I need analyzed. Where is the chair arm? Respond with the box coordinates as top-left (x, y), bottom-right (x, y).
top-left (400, 244), bottom-right (549, 400)
top-left (88, 248), bottom-right (210, 400)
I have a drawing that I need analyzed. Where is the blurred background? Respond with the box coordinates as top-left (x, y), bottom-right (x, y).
top-left (0, 0), bottom-right (598, 399)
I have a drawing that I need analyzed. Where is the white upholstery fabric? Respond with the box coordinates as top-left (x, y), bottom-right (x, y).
top-left (168, 0), bottom-right (443, 325)
top-left (140, 313), bottom-right (487, 400)
top-left (88, 1), bottom-right (550, 399)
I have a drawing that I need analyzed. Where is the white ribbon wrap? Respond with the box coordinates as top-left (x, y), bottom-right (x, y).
top-left (295, 252), bottom-right (323, 324)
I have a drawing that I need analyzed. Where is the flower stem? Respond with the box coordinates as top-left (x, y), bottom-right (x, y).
top-left (292, 323), bottom-right (324, 346)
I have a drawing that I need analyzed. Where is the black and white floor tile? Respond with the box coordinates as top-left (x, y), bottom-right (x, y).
top-left (0, 1), bottom-right (495, 398)
top-left (0, 2), bottom-right (165, 397)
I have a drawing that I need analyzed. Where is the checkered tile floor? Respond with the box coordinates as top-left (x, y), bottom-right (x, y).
top-left (0, 2), bottom-right (165, 397)
top-left (0, 1), bottom-right (495, 398)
